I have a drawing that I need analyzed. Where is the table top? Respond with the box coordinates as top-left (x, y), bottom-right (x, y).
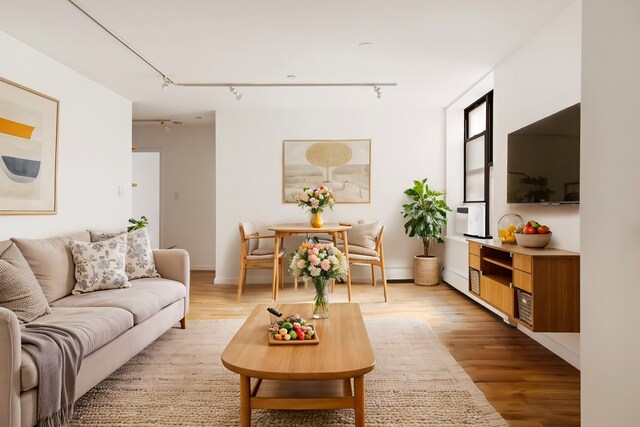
top-left (221, 303), bottom-right (375, 380)
top-left (268, 223), bottom-right (351, 233)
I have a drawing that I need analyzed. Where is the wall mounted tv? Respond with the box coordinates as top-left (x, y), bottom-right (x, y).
top-left (507, 103), bottom-right (580, 204)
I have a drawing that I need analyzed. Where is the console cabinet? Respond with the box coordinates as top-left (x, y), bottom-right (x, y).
top-left (468, 240), bottom-right (580, 332)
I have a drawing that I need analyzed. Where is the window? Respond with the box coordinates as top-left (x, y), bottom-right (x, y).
top-left (464, 91), bottom-right (493, 237)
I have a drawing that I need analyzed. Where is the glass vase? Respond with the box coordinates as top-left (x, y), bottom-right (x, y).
top-left (498, 213), bottom-right (524, 244)
top-left (312, 277), bottom-right (330, 319)
top-left (310, 211), bottom-right (323, 228)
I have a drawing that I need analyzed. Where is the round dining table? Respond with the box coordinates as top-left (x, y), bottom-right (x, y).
top-left (268, 223), bottom-right (352, 301)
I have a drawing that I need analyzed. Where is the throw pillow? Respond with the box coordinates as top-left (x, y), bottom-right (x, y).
top-left (348, 221), bottom-right (382, 250)
top-left (69, 235), bottom-right (131, 294)
top-left (90, 228), bottom-right (160, 280)
top-left (0, 242), bottom-right (51, 323)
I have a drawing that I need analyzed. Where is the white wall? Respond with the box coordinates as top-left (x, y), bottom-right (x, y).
top-left (133, 124), bottom-right (215, 270)
top-left (0, 30), bottom-right (131, 240)
top-left (215, 108), bottom-right (445, 284)
top-left (581, 0), bottom-right (640, 425)
top-left (443, 1), bottom-right (582, 367)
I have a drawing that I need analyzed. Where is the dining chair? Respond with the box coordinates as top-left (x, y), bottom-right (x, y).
top-left (237, 222), bottom-right (285, 302)
top-left (334, 222), bottom-right (388, 302)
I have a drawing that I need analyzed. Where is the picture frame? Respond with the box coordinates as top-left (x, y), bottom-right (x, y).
top-left (0, 77), bottom-right (59, 215)
top-left (283, 139), bottom-right (371, 203)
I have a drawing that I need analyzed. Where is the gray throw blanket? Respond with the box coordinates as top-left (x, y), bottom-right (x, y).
top-left (21, 324), bottom-right (84, 427)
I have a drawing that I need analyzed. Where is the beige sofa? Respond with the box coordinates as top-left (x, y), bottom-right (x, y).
top-left (0, 231), bottom-right (190, 427)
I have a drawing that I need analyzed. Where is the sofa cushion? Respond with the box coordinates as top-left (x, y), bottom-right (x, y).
top-left (50, 278), bottom-right (185, 324)
top-left (70, 236), bottom-right (131, 294)
top-left (11, 232), bottom-right (91, 303)
top-left (20, 306), bottom-right (134, 391)
top-left (0, 242), bottom-right (51, 322)
top-left (91, 228), bottom-right (160, 280)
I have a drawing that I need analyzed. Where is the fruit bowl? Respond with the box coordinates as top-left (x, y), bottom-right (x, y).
top-left (268, 314), bottom-right (320, 345)
top-left (515, 232), bottom-right (552, 248)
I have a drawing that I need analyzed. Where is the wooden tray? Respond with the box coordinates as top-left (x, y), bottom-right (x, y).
top-left (268, 324), bottom-right (320, 345)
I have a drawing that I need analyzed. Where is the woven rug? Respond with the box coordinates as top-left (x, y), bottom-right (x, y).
top-left (70, 319), bottom-right (506, 426)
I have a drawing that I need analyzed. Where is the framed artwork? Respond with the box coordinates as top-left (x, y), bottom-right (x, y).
top-left (283, 139), bottom-right (371, 203)
top-left (0, 77), bottom-right (59, 214)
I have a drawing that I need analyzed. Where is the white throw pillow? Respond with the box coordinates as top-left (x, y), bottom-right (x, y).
top-left (69, 235), bottom-right (131, 294)
top-left (348, 221), bottom-right (382, 250)
top-left (90, 228), bottom-right (160, 280)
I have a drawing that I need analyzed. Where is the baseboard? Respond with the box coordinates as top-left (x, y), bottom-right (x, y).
top-left (516, 326), bottom-right (581, 369)
top-left (443, 268), bottom-right (581, 369)
top-left (190, 265), bottom-right (215, 271)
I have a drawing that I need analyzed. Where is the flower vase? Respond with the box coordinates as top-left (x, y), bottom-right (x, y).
top-left (312, 277), bottom-right (330, 319)
top-left (310, 211), bottom-right (323, 228)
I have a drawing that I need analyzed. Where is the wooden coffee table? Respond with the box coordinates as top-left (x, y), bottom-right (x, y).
top-left (221, 303), bottom-right (375, 426)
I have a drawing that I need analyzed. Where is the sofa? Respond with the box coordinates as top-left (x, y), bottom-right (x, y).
top-left (0, 231), bottom-right (190, 427)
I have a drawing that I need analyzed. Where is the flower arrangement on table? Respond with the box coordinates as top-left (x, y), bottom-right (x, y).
top-left (294, 185), bottom-right (335, 228)
top-left (289, 239), bottom-right (348, 318)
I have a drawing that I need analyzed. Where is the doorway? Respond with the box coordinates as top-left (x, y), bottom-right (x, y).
top-left (132, 150), bottom-right (161, 248)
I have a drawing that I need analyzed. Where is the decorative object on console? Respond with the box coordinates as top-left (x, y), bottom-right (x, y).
top-left (283, 139), bottom-right (371, 203)
top-left (402, 178), bottom-right (451, 286)
top-left (288, 238), bottom-right (348, 318)
top-left (497, 213), bottom-right (524, 244)
top-left (0, 77), bottom-right (59, 215)
top-left (294, 185), bottom-right (335, 228)
top-left (69, 235), bottom-right (130, 294)
top-left (514, 219), bottom-right (552, 248)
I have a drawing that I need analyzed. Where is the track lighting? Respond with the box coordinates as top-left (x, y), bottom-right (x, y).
top-left (229, 86), bottom-right (243, 100)
top-left (160, 120), bottom-right (171, 132)
top-left (373, 85), bottom-right (382, 99)
top-left (161, 76), bottom-right (173, 90)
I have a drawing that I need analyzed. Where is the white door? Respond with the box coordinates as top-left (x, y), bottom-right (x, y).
top-left (132, 151), bottom-right (161, 248)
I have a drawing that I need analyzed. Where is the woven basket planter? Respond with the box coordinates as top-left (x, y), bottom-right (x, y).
top-left (414, 256), bottom-right (440, 286)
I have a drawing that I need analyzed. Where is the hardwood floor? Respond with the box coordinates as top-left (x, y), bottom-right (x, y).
top-left (188, 271), bottom-right (580, 426)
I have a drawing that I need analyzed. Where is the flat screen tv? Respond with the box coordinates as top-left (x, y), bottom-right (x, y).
top-left (507, 103), bottom-right (580, 204)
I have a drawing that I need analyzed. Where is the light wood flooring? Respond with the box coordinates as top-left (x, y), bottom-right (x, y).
top-left (188, 271), bottom-right (580, 426)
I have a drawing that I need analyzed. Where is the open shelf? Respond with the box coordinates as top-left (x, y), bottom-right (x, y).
top-left (482, 273), bottom-right (511, 288)
top-left (483, 257), bottom-right (513, 270)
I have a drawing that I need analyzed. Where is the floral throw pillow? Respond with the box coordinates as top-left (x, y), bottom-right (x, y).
top-left (90, 228), bottom-right (160, 280)
top-left (69, 235), bottom-right (131, 294)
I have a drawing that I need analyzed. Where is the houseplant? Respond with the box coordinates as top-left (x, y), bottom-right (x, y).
top-left (295, 185), bottom-right (335, 228)
top-left (289, 238), bottom-right (348, 318)
top-left (402, 178), bottom-right (451, 286)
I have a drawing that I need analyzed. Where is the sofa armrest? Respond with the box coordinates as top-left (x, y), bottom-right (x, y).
top-left (0, 307), bottom-right (21, 427)
top-left (153, 249), bottom-right (190, 318)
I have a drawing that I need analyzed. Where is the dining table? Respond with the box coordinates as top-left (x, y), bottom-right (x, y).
top-left (268, 223), bottom-right (352, 301)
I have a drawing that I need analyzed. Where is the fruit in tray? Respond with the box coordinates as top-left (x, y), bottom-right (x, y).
top-left (268, 314), bottom-right (315, 341)
top-left (519, 220), bottom-right (551, 235)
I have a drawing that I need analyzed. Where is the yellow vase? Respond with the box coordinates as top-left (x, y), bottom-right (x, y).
top-left (310, 211), bottom-right (323, 228)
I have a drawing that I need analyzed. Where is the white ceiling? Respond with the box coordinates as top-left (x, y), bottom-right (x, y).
top-left (0, 0), bottom-right (574, 124)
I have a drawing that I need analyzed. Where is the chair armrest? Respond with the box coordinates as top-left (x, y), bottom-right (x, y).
top-left (245, 235), bottom-right (276, 240)
top-left (152, 249), bottom-right (190, 318)
top-left (0, 307), bottom-right (21, 427)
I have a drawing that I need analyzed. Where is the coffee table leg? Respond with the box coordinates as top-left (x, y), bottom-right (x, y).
top-left (240, 375), bottom-right (251, 427)
top-left (354, 375), bottom-right (365, 427)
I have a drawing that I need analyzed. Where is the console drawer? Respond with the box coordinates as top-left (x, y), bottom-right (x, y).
top-left (480, 275), bottom-right (514, 317)
top-left (469, 254), bottom-right (481, 270)
top-left (513, 270), bottom-right (532, 293)
top-left (513, 253), bottom-right (532, 273)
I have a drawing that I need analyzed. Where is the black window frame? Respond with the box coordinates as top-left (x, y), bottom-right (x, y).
top-left (463, 90), bottom-right (493, 237)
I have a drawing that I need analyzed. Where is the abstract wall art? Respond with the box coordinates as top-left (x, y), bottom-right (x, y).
top-left (283, 139), bottom-right (371, 203)
top-left (0, 77), bottom-right (58, 214)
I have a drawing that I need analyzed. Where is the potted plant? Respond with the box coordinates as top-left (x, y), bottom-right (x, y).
top-left (402, 178), bottom-right (451, 286)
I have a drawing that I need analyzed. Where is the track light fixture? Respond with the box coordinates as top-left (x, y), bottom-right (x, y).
top-left (160, 120), bottom-right (171, 132)
top-left (66, 0), bottom-right (398, 98)
top-left (229, 86), bottom-right (243, 100)
top-left (161, 76), bottom-right (173, 90)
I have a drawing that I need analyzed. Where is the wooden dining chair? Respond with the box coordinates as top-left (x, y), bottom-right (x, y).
top-left (237, 222), bottom-right (285, 302)
top-left (334, 223), bottom-right (388, 302)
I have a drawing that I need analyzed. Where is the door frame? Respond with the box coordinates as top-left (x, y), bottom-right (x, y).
top-left (132, 147), bottom-right (163, 248)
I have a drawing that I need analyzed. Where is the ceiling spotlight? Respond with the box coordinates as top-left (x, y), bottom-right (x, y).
top-left (229, 86), bottom-right (243, 100)
top-left (287, 75), bottom-right (296, 79)
top-left (358, 42), bottom-right (373, 47)
top-left (373, 85), bottom-right (382, 99)
top-left (160, 120), bottom-right (171, 132)
top-left (161, 76), bottom-right (173, 90)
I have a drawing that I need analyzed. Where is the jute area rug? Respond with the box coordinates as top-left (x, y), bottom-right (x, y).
top-left (70, 318), bottom-right (506, 426)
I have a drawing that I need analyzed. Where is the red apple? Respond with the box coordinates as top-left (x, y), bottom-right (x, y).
top-left (537, 226), bottom-right (550, 234)
top-left (295, 330), bottom-right (305, 340)
top-left (523, 226), bottom-right (537, 234)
